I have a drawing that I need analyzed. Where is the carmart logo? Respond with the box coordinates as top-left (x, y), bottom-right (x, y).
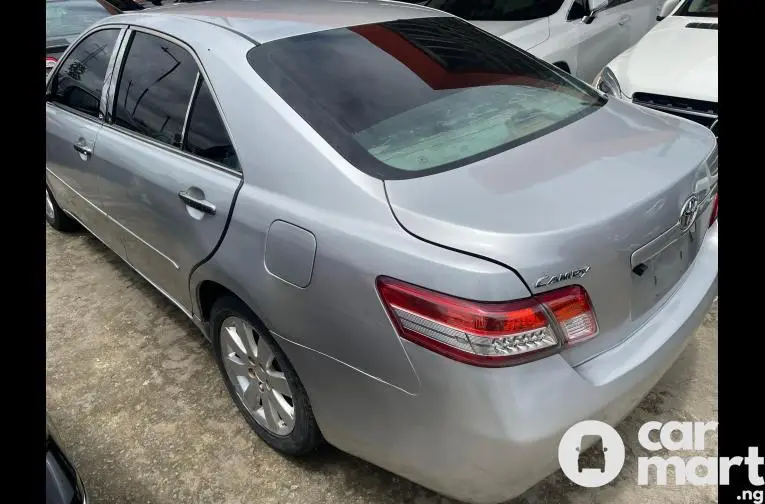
top-left (558, 420), bottom-right (626, 487)
top-left (559, 419), bottom-right (765, 495)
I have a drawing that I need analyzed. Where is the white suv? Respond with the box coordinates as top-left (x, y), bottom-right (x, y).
top-left (592, 0), bottom-right (718, 137)
top-left (419, 0), bottom-right (662, 83)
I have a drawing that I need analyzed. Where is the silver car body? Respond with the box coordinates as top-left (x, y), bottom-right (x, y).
top-left (45, 1), bottom-right (718, 503)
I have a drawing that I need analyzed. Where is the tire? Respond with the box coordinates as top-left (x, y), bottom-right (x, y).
top-left (211, 295), bottom-right (321, 456)
top-left (46, 186), bottom-right (79, 232)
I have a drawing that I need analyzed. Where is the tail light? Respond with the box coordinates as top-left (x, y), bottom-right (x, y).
top-left (46, 57), bottom-right (58, 76)
top-left (376, 277), bottom-right (598, 367)
top-left (709, 193), bottom-right (718, 226)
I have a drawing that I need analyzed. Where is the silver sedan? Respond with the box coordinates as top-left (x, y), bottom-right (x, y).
top-left (45, 1), bottom-right (718, 502)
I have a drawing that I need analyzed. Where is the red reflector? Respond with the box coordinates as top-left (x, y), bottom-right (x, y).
top-left (709, 193), bottom-right (718, 226)
top-left (376, 277), bottom-right (598, 367)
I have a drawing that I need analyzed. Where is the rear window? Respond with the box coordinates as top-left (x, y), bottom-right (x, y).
top-left (248, 17), bottom-right (604, 180)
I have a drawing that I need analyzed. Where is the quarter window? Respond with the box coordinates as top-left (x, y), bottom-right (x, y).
top-left (112, 31), bottom-right (198, 148)
top-left (48, 28), bottom-right (120, 118)
top-left (184, 79), bottom-right (239, 170)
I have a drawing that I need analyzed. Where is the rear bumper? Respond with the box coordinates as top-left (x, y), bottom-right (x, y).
top-left (278, 221), bottom-right (717, 504)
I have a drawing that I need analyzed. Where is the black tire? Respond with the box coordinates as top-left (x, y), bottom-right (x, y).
top-left (46, 186), bottom-right (79, 232)
top-left (211, 295), bottom-right (322, 456)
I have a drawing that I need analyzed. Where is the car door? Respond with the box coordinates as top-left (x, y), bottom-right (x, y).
top-left (620, 0), bottom-right (663, 46)
top-left (95, 28), bottom-right (241, 313)
top-left (573, 0), bottom-right (635, 83)
top-left (46, 26), bottom-right (129, 257)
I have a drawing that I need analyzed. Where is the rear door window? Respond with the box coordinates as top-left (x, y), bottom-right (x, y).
top-left (112, 31), bottom-right (198, 148)
top-left (183, 78), bottom-right (239, 170)
top-left (248, 16), bottom-right (604, 179)
top-left (48, 28), bottom-right (120, 118)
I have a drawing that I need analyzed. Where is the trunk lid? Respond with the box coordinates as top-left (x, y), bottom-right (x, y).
top-left (385, 99), bottom-right (718, 366)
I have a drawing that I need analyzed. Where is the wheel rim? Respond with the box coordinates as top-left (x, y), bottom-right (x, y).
top-left (220, 316), bottom-right (295, 436)
top-left (46, 189), bottom-right (55, 220)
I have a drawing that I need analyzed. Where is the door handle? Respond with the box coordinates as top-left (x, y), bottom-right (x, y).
top-left (73, 143), bottom-right (93, 157)
top-left (178, 190), bottom-right (216, 215)
top-left (618, 14), bottom-right (630, 25)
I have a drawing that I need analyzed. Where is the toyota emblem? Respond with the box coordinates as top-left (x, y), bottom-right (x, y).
top-left (679, 194), bottom-right (700, 233)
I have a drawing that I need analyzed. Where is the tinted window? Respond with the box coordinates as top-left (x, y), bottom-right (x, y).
top-left (248, 17), bottom-right (603, 179)
top-left (113, 32), bottom-right (198, 147)
top-left (568, 0), bottom-right (587, 20)
top-left (49, 28), bottom-right (119, 117)
top-left (424, 0), bottom-right (566, 21)
top-left (184, 79), bottom-right (239, 170)
top-left (46, 0), bottom-right (114, 42)
top-left (676, 0), bottom-right (718, 17)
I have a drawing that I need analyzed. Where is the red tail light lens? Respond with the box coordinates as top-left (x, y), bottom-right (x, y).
top-left (709, 193), bottom-right (718, 226)
top-left (46, 57), bottom-right (58, 75)
top-left (377, 277), bottom-right (598, 367)
top-left (537, 286), bottom-right (599, 345)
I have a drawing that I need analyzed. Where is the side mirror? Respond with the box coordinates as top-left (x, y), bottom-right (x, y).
top-left (582, 0), bottom-right (609, 24)
top-left (656, 0), bottom-right (681, 21)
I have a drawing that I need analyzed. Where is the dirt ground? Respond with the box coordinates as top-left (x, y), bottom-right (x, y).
top-left (46, 227), bottom-right (718, 504)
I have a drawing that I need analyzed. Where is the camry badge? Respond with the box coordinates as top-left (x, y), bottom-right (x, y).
top-left (535, 266), bottom-right (591, 288)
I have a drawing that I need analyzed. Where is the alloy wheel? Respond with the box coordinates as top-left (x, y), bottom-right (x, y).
top-left (46, 189), bottom-right (55, 220)
top-left (219, 316), bottom-right (295, 436)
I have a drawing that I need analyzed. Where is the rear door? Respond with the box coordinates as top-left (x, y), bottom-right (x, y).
top-left (46, 26), bottom-right (127, 256)
top-left (95, 28), bottom-right (241, 313)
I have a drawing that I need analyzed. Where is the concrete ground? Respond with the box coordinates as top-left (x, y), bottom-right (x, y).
top-left (46, 226), bottom-right (718, 504)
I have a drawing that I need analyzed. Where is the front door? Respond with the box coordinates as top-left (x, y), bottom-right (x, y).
top-left (94, 29), bottom-right (241, 313)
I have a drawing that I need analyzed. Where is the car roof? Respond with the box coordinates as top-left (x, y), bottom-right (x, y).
top-left (123, 0), bottom-right (449, 44)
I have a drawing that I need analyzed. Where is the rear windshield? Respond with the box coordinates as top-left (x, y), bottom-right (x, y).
top-left (46, 0), bottom-right (112, 42)
top-left (248, 17), bottom-right (604, 179)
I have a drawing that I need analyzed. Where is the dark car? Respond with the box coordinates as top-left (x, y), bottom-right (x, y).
top-left (576, 435), bottom-right (608, 472)
top-left (45, 0), bottom-right (138, 76)
top-left (46, 416), bottom-right (87, 504)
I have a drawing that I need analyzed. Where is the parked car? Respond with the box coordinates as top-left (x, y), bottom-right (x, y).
top-left (45, 2), bottom-right (718, 503)
top-left (593, 0), bottom-right (718, 138)
top-left (416, 0), bottom-right (663, 83)
top-left (46, 0), bottom-right (126, 77)
top-left (46, 415), bottom-right (88, 504)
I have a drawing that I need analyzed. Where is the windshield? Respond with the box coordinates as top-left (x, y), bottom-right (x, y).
top-left (675, 0), bottom-right (718, 17)
top-left (423, 0), bottom-right (565, 21)
top-left (46, 0), bottom-right (113, 41)
top-left (248, 17), bottom-right (604, 179)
